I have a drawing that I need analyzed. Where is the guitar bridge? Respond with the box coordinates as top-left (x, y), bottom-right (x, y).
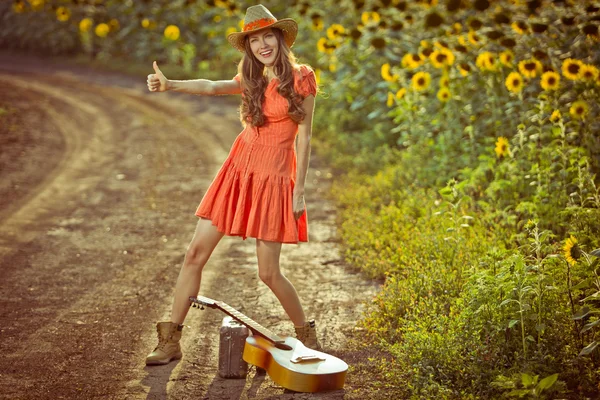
top-left (290, 355), bottom-right (326, 364)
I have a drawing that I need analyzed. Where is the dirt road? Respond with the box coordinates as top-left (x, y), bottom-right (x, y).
top-left (0, 52), bottom-right (380, 399)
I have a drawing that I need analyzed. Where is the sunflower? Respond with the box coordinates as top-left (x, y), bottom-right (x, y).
top-left (495, 137), bottom-right (510, 158)
top-left (518, 58), bottom-right (542, 78)
top-left (458, 35), bottom-right (468, 46)
top-left (387, 92), bottom-right (395, 107)
top-left (12, 1), bottom-right (25, 13)
top-left (430, 50), bottom-right (448, 68)
top-left (95, 23), bottom-right (110, 38)
top-left (580, 64), bottom-right (599, 81)
top-left (540, 71), bottom-right (560, 90)
top-left (317, 37), bottom-right (337, 54)
top-left (511, 20), bottom-right (528, 34)
top-left (458, 63), bottom-right (471, 76)
top-left (569, 100), bottom-right (589, 120)
top-left (505, 72), bottom-right (524, 93)
top-left (476, 51), bottom-right (497, 71)
top-left (402, 53), bottom-right (424, 69)
top-left (499, 50), bottom-right (514, 67)
top-left (29, 0), bottom-right (44, 11)
top-left (326, 24), bottom-right (345, 40)
top-left (225, 26), bottom-right (237, 36)
top-left (361, 11), bottom-right (381, 25)
top-left (412, 71), bottom-right (431, 91)
top-left (441, 48), bottom-right (455, 65)
top-left (564, 235), bottom-right (580, 266)
top-left (381, 63), bottom-right (399, 82)
top-left (420, 40), bottom-right (431, 48)
top-left (425, 11), bottom-right (444, 27)
top-left (437, 87), bottom-right (451, 102)
top-left (108, 19), bottom-right (120, 32)
top-left (500, 38), bottom-right (517, 48)
top-left (79, 18), bottom-right (93, 33)
top-left (467, 30), bottom-right (481, 45)
top-left (56, 6), bottom-right (71, 22)
top-left (439, 74), bottom-right (450, 88)
top-left (562, 58), bottom-right (583, 80)
top-left (550, 110), bottom-right (561, 123)
top-left (311, 17), bottom-right (324, 31)
top-left (164, 24), bottom-right (180, 41)
top-left (434, 40), bottom-right (449, 49)
top-left (396, 88), bottom-right (407, 100)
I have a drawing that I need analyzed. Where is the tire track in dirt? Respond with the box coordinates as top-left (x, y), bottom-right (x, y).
top-left (0, 59), bottom-right (379, 400)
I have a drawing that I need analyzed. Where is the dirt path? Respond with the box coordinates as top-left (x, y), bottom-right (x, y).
top-left (0, 52), bottom-right (380, 400)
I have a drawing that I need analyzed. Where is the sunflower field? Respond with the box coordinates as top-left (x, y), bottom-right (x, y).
top-left (3, 0), bottom-right (600, 398)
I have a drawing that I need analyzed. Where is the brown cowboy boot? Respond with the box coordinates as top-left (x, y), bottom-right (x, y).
top-left (145, 321), bottom-right (183, 365)
top-left (294, 319), bottom-right (322, 351)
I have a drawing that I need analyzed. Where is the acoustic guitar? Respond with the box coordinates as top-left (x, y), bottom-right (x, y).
top-left (189, 295), bottom-right (348, 393)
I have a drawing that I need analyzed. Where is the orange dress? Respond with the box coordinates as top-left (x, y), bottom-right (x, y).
top-left (195, 65), bottom-right (317, 244)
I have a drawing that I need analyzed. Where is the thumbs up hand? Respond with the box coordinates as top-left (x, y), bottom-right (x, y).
top-left (147, 61), bottom-right (168, 92)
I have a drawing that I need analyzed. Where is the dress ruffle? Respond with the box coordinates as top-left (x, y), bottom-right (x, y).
top-left (294, 65), bottom-right (317, 98)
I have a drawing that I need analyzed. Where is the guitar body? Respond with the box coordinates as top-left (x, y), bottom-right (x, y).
top-left (189, 295), bottom-right (348, 392)
top-left (243, 335), bottom-right (347, 393)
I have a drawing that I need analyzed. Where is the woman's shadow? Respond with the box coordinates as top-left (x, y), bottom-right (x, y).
top-left (203, 366), bottom-right (265, 400)
top-left (140, 360), bottom-right (181, 399)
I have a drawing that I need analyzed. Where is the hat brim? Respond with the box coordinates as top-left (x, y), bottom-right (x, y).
top-left (227, 19), bottom-right (298, 53)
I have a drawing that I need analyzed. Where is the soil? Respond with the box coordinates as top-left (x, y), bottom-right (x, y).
top-left (0, 51), bottom-right (394, 400)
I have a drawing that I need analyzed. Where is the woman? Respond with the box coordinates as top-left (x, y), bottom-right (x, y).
top-left (145, 4), bottom-right (320, 366)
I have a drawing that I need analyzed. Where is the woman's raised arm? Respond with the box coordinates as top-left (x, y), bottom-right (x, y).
top-left (167, 78), bottom-right (241, 95)
top-left (147, 61), bottom-right (241, 95)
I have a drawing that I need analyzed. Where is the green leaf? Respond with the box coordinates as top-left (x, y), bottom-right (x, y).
top-left (581, 291), bottom-right (600, 302)
top-left (572, 306), bottom-right (590, 320)
top-left (500, 299), bottom-right (516, 307)
top-left (509, 319), bottom-right (519, 328)
top-left (521, 373), bottom-right (534, 387)
top-left (537, 373), bottom-right (558, 390)
top-left (581, 319), bottom-right (600, 333)
top-left (572, 278), bottom-right (592, 290)
top-left (579, 341), bottom-right (598, 356)
top-left (551, 126), bottom-right (561, 136)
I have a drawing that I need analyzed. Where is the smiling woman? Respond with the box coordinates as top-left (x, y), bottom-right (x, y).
top-left (144, 4), bottom-right (322, 368)
top-left (249, 29), bottom-right (279, 65)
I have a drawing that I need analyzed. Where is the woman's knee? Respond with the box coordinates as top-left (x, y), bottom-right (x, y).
top-left (258, 266), bottom-right (282, 287)
top-left (182, 218), bottom-right (223, 272)
top-left (183, 243), bottom-right (210, 272)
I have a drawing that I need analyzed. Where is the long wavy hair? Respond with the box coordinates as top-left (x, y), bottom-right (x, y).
top-left (237, 27), bottom-right (307, 127)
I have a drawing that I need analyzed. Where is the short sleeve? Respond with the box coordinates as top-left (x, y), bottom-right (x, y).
top-left (295, 66), bottom-right (317, 98)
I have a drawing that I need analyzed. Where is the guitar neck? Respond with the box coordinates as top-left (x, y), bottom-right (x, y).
top-left (217, 302), bottom-right (284, 343)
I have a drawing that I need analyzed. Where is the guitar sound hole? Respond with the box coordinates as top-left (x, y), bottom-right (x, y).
top-left (274, 342), bottom-right (293, 351)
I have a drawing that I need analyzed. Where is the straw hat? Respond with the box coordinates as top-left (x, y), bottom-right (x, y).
top-left (227, 5), bottom-right (298, 53)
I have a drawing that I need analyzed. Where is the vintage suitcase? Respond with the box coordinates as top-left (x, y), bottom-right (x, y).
top-left (218, 316), bottom-right (250, 378)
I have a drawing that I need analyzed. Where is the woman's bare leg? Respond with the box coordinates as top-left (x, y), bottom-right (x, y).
top-left (255, 239), bottom-right (306, 326)
top-left (169, 217), bottom-right (225, 324)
